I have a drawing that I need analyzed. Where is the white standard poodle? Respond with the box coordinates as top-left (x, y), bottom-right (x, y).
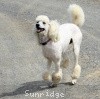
top-left (35, 4), bottom-right (85, 87)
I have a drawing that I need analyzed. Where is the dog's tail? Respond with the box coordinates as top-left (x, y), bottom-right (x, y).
top-left (68, 4), bottom-right (85, 27)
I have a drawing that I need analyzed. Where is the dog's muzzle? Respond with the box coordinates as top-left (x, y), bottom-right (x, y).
top-left (36, 24), bottom-right (45, 33)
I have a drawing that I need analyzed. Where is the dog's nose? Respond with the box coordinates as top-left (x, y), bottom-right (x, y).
top-left (36, 24), bottom-right (40, 29)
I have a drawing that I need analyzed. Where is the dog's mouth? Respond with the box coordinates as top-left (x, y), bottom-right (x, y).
top-left (36, 28), bottom-right (45, 33)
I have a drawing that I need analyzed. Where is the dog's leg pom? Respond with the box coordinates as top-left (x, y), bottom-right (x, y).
top-left (52, 69), bottom-right (62, 85)
top-left (42, 71), bottom-right (52, 82)
top-left (71, 64), bottom-right (81, 84)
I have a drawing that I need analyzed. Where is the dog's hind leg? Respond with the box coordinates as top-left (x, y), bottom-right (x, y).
top-left (71, 37), bottom-right (82, 84)
top-left (42, 59), bottom-right (52, 82)
top-left (61, 59), bottom-right (69, 68)
top-left (61, 54), bottom-right (69, 68)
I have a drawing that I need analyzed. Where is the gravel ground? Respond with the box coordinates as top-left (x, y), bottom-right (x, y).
top-left (0, 0), bottom-right (100, 99)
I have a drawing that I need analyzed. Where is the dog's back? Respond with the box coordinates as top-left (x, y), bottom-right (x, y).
top-left (59, 23), bottom-right (82, 50)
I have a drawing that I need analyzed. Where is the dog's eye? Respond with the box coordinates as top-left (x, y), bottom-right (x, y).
top-left (37, 21), bottom-right (39, 23)
top-left (43, 22), bottom-right (46, 24)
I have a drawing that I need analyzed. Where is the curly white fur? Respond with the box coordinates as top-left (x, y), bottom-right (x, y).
top-left (52, 69), bottom-right (62, 84)
top-left (36, 15), bottom-right (50, 23)
top-left (68, 4), bottom-right (85, 27)
top-left (42, 71), bottom-right (52, 82)
top-left (48, 20), bottom-right (60, 42)
top-left (35, 4), bottom-right (85, 85)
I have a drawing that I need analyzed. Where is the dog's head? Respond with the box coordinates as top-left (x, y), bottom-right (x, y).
top-left (35, 15), bottom-right (60, 45)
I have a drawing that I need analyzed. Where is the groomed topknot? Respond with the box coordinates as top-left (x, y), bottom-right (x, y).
top-left (36, 15), bottom-right (50, 23)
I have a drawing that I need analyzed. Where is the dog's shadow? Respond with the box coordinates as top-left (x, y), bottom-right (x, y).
top-left (0, 81), bottom-right (73, 98)
top-left (0, 80), bottom-right (50, 98)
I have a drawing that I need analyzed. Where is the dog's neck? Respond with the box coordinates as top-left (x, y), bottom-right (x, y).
top-left (37, 31), bottom-right (51, 46)
top-left (40, 38), bottom-right (51, 45)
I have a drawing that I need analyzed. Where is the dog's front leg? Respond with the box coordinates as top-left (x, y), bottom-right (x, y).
top-left (42, 59), bottom-right (52, 82)
top-left (51, 59), bottom-right (62, 87)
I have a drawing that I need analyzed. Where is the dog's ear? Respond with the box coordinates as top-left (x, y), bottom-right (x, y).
top-left (48, 20), bottom-right (60, 42)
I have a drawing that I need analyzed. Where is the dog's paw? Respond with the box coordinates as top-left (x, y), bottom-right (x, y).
top-left (52, 71), bottom-right (62, 84)
top-left (71, 79), bottom-right (77, 85)
top-left (42, 71), bottom-right (51, 82)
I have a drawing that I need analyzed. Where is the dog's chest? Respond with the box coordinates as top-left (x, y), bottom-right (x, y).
top-left (42, 43), bottom-right (62, 60)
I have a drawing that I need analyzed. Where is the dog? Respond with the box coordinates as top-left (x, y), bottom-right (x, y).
top-left (35, 4), bottom-right (85, 87)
